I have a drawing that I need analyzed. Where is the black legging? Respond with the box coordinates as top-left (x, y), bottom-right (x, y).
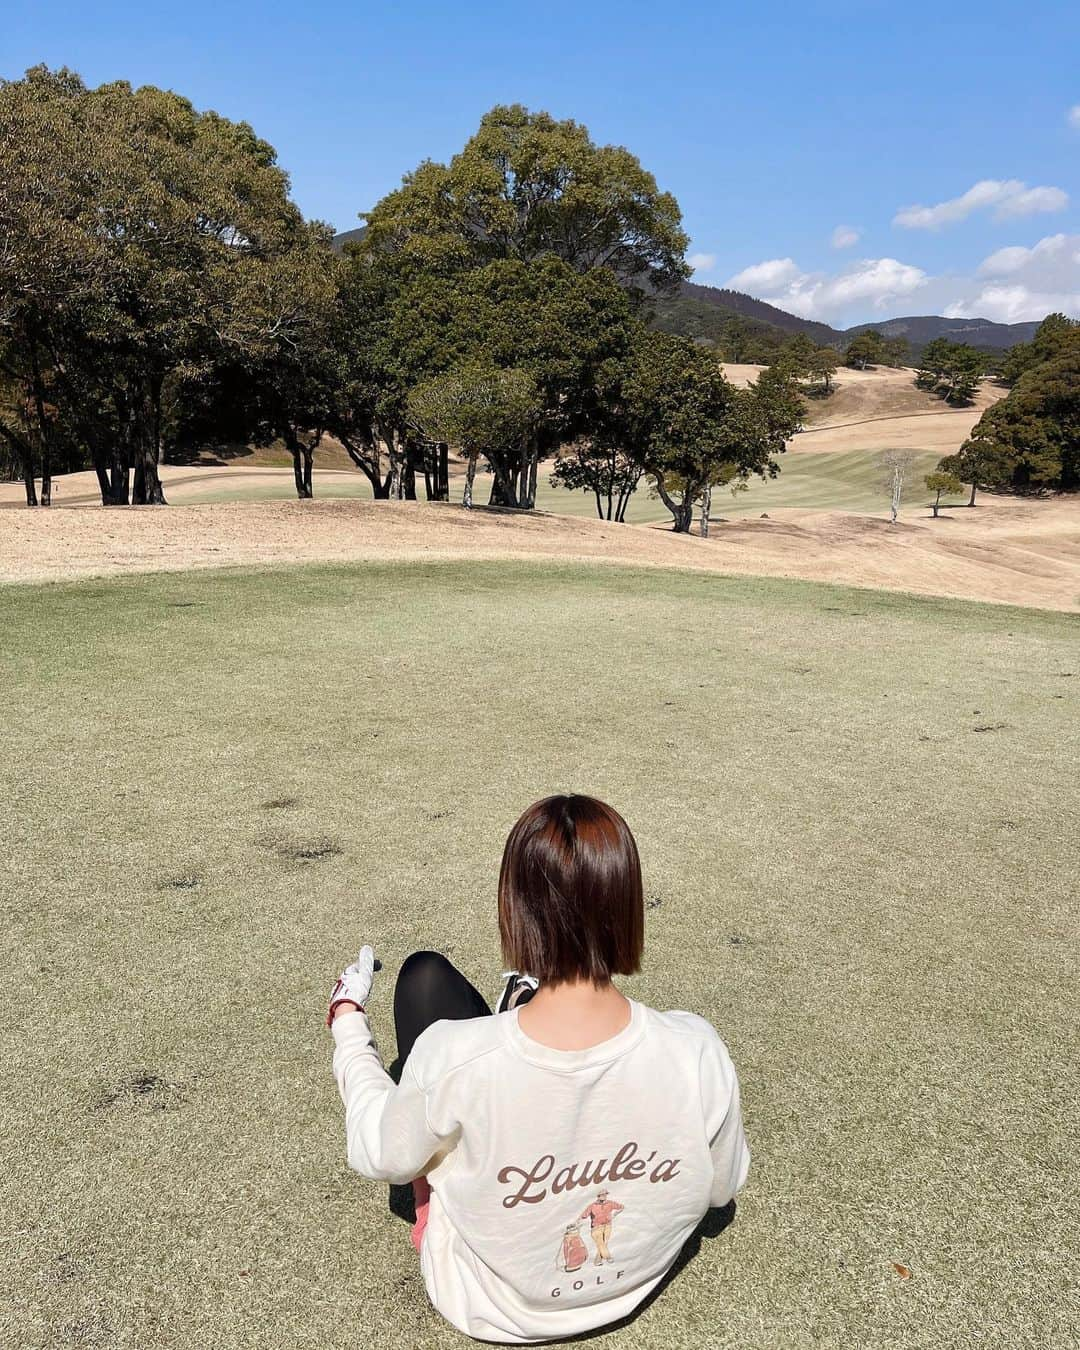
top-left (393, 950), bottom-right (492, 1066)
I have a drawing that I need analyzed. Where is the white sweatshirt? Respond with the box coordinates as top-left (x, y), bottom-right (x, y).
top-left (332, 1000), bottom-right (749, 1343)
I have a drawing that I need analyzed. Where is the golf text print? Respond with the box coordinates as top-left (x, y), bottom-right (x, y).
top-left (552, 1190), bottom-right (628, 1298)
top-left (497, 1139), bottom-right (680, 1208)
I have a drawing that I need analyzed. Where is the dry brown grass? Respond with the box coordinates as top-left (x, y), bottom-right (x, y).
top-left (2, 493), bottom-right (1078, 611)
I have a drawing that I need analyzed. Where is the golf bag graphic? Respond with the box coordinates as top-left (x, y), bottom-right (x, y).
top-left (557, 1222), bottom-right (589, 1273)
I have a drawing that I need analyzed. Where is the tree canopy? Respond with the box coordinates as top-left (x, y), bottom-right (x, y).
top-left (0, 65), bottom-right (332, 504)
top-left (360, 105), bottom-right (690, 294)
top-left (942, 318), bottom-right (1079, 497)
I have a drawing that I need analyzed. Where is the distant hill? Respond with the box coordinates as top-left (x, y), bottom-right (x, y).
top-left (844, 315), bottom-right (1040, 350)
top-left (332, 226), bottom-right (367, 251)
top-left (676, 282), bottom-right (844, 344)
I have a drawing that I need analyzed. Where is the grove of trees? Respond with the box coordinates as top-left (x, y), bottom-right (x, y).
top-left (916, 339), bottom-right (985, 405)
top-left (843, 330), bottom-right (909, 371)
top-left (939, 315), bottom-right (1079, 499)
top-left (0, 70), bottom-right (806, 530)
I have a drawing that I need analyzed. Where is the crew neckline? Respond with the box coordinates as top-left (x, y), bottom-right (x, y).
top-left (502, 998), bottom-right (646, 1071)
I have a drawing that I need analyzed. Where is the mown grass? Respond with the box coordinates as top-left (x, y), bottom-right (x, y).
top-left (1, 561), bottom-right (1076, 1349)
top-left (181, 448), bottom-right (947, 523)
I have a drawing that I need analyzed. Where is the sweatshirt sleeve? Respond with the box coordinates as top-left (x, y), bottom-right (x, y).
top-left (331, 1011), bottom-right (448, 1184)
top-left (702, 1034), bottom-right (751, 1208)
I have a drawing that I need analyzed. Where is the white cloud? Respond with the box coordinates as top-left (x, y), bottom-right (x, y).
top-left (727, 258), bottom-right (802, 292)
top-left (943, 288), bottom-right (1044, 324)
top-left (725, 232), bottom-right (1080, 326)
top-left (894, 179), bottom-right (1068, 229)
top-left (727, 256), bottom-right (928, 323)
top-left (978, 233), bottom-right (1071, 276)
top-left (944, 232), bottom-right (1080, 322)
top-left (1068, 104), bottom-right (1080, 130)
top-left (830, 225), bottom-right (861, 250)
top-left (688, 252), bottom-right (716, 273)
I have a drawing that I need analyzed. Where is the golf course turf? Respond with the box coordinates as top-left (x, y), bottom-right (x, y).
top-left (2, 559), bottom-right (1077, 1349)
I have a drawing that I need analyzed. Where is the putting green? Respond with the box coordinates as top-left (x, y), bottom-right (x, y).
top-left (1, 561), bottom-right (1076, 1348)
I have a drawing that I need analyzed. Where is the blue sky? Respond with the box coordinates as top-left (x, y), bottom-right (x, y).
top-left (5, 0), bottom-right (1079, 327)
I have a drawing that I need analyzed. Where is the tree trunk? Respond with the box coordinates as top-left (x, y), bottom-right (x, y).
top-left (388, 434), bottom-right (406, 500)
top-left (22, 446), bottom-right (38, 507)
top-left (463, 450), bottom-right (478, 509)
top-left (132, 435), bottom-right (167, 504)
top-left (526, 448), bottom-right (538, 510)
top-left (302, 445), bottom-right (314, 498)
top-left (968, 481), bottom-right (977, 507)
top-left (28, 321), bottom-right (52, 505)
top-left (289, 439), bottom-right (310, 499)
top-left (700, 483), bottom-right (712, 538)
top-left (593, 487), bottom-right (603, 519)
top-left (489, 455), bottom-right (518, 507)
top-left (109, 451), bottom-right (130, 506)
top-left (340, 436), bottom-right (390, 497)
top-left (653, 472), bottom-right (693, 533)
top-left (93, 454), bottom-right (113, 506)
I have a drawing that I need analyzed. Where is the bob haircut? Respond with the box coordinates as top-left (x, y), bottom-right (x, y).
top-left (498, 794), bottom-right (644, 985)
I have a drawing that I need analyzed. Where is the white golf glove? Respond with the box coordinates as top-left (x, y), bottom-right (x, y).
top-left (327, 945), bottom-right (377, 1026)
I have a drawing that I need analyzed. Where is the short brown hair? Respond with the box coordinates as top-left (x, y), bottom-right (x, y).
top-left (498, 794), bottom-right (644, 985)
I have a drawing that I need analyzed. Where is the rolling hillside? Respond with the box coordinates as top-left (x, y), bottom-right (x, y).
top-left (845, 314), bottom-right (1040, 349)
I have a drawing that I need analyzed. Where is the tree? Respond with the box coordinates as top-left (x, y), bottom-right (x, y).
top-left (361, 104), bottom-right (689, 295)
top-left (627, 334), bottom-right (802, 534)
top-left (882, 336), bottom-right (910, 368)
top-left (881, 449), bottom-right (917, 523)
top-left (916, 339), bottom-right (983, 405)
top-left (807, 347), bottom-right (839, 395)
top-left (941, 328), bottom-right (1079, 498)
top-left (775, 333), bottom-right (816, 381)
top-left (719, 317), bottom-right (753, 363)
top-left (845, 331), bottom-right (886, 369)
top-left (384, 256), bottom-right (638, 509)
top-left (925, 470), bottom-right (962, 517)
top-left (407, 363), bottom-right (541, 509)
top-left (0, 67), bottom-right (328, 506)
top-left (550, 443), bottom-right (646, 521)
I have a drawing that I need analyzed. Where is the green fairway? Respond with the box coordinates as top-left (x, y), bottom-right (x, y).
top-left (181, 447), bottom-right (947, 523)
top-left (2, 562), bottom-right (1077, 1349)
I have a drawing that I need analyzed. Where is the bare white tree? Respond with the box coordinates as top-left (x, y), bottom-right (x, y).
top-left (881, 449), bottom-right (917, 524)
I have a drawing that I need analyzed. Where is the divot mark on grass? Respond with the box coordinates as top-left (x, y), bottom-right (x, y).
top-left (646, 894), bottom-right (664, 910)
top-left (163, 874), bottom-right (200, 891)
top-left (262, 796), bottom-right (299, 811)
top-left (729, 933), bottom-right (753, 947)
top-left (91, 1070), bottom-right (185, 1113)
top-left (972, 722), bottom-right (1007, 733)
top-left (281, 840), bottom-right (342, 862)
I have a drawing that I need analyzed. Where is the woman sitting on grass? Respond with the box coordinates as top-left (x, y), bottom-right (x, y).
top-left (328, 794), bottom-right (749, 1343)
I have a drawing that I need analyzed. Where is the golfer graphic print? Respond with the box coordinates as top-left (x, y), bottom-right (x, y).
top-left (580, 1189), bottom-right (625, 1265)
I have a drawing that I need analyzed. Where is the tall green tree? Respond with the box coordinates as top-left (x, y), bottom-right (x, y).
top-left (0, 66), bottom-right (330, 506)
top-left (941, 326), bottom-right (1079, 497)
top-left (844, 331), bottom-right (886, 369)
top-left (361, 104), bottom-right (689, 295)
top-left (629, 334), bottom-right (802, 534)
top-left (385, 256), bottom-right (638, 508)
top-left (916, 339), bottom-right (984, 405)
